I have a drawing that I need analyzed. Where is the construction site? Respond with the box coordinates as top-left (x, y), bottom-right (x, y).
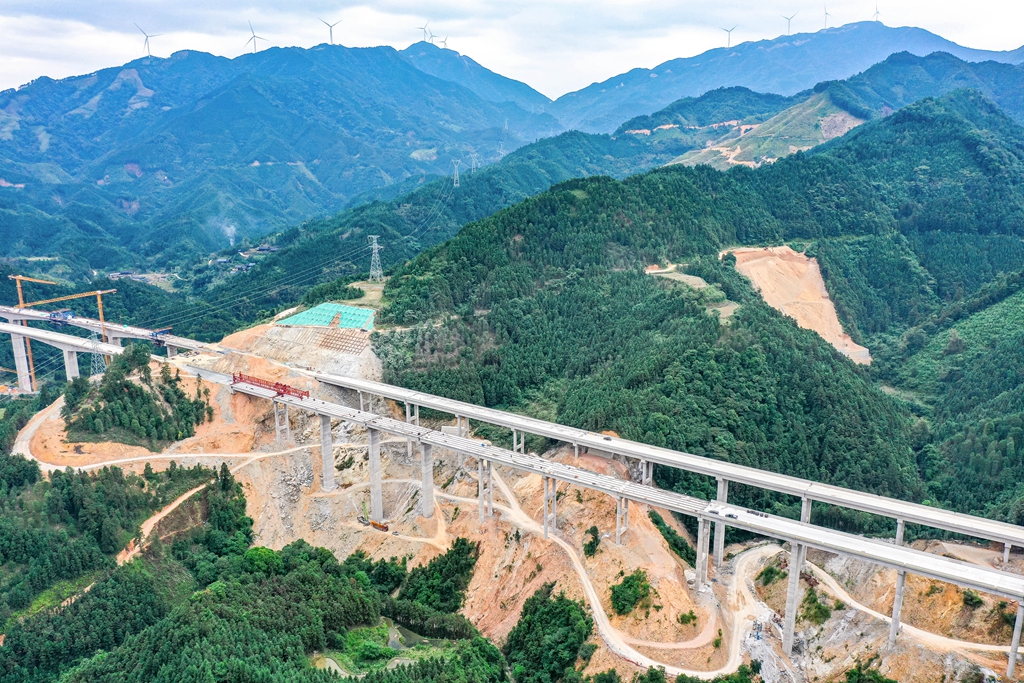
top-left (1, 272), bottom-right (1023, 683)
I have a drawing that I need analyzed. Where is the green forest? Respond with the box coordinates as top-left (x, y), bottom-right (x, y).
top-left (62, 344), bottom-right (213, 449)
top-left (375, 89), bottom-right (1024, 526)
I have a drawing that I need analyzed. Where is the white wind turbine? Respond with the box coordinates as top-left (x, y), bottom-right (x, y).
top-left (320, 18), bottom-right (341, 44)
top-left (134, 23), bottom-right (162, 57)
top-left (721, 25), bottom-right (737, 48)
top-left (245, 21), bottom-right (267, 54)
top-left (782, 13), bottom-right (797, 35)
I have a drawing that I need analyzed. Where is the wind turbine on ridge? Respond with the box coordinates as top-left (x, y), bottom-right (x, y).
top-left (781, 13), bottom-right (797, 35)
top-left (417, 21), bottom-right (430, 41)
top-left (134, 23), bottom-right (162, 57)
top-left (823, 4), bottom-right (832, 28)
top-left (245, 21), bottom-right (267, 54)
top-left (440, 35), bottom-right (449, 49)
top-left (427, 29), bottom-right (437, 44)
top-left (721, 25), bottom-right (737, 48)
top-left (873, 4), bottom-right (881, 22)
top-left (320, 18), bottom-right (341, 44)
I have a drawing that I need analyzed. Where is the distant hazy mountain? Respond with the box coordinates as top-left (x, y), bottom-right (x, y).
top-left (0, 44), bottom-right (560, 271)
top-left (549, 21), bottom-right (1024, 133)
top-left (400, 42), bottom-right (551, 113)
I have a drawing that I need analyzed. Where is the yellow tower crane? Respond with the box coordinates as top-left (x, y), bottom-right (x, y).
top-left (7, 275), bottom-right (118, 387)
top-left (8, 275), bottom-right (57, 391)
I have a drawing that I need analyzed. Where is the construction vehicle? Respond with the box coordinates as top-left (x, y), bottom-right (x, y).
top-left (370, 520), bottom-right (390, 532)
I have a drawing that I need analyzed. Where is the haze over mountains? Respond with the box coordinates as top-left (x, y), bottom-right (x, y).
top-left (1, 20), bottom-right (1023, 277)
top-left (550, 21), bottom-right (1024, 132)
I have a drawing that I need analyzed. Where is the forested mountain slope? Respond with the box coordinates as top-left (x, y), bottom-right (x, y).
top-left (0, 44), bottom-right (560, 273)
top-left (376, 90), bottom-right (1024, 523)
top-left (548, 21), bottom-right (1024, 133)
top-left (646, 52), bottom-right (1024, 170)
top-left (399, 41), bottom-right (551, 113)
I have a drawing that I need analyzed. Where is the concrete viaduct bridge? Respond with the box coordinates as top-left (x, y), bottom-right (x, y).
top-left (0, 305), bottom-right (212, 391)
top-left (2, 318), bottom-right (1023, 675)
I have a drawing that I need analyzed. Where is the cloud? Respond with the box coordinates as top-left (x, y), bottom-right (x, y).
top-left (1, 0), bottom-right (1022, 98)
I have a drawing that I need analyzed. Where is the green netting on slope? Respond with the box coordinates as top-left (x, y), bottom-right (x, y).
top-left (276, 302), bottom-right (375, 330)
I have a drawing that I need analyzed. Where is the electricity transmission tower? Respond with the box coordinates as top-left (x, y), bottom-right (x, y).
top-left (89, 331), bottom-right (107, 377)
top-left (470, 153), bottom-right (479, 173)
top-left (452, 159), bottom-right (461, 188)
top-left (368, 236), bottom-right (384, 282)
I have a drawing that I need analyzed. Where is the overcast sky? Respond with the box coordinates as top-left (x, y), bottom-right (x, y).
top-left (1, 1), bottom-right (1021, 99)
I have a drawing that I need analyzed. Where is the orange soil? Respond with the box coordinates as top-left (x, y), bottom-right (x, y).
top-left (729, 246), bottom-right (871, 364)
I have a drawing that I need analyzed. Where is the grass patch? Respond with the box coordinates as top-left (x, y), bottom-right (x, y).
top-left (757, 564), bottom-right (785, 586)
top-left (2, 571), bottom-right (101, 632)
top-left (800, 586), bottom-right (832, 625)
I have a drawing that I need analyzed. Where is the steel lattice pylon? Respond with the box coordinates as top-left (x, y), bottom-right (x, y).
top-left (368, 235), bottom-right (384, 282)
top-left (89, 331), bottom-right (107, 378)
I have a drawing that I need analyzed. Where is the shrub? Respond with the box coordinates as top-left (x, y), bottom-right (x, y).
top-left (962, 589), bottom-right (984, 608)
top-left (610, 570), bottom-right (651, 615)
top-left (583, 526), bottom-right (601, 557)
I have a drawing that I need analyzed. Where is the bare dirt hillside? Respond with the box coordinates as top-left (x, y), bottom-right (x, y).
top-left (17, 320), bottom-right (1022, 682)
top-left (729, 246), bottom-right (871, 364)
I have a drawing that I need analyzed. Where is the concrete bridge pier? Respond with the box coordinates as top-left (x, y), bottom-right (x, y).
top-left (889, 518), bottom-right (907, 648)
top-left (888, 571), bottom-right (907, 648)
top-left (714, 478), bottom-right (728, 567)
top-left (10, 333), bottom-right (32, 392)
top-left (1005, 543), bottom-right (1013, 564)
top-left (273, 402), bottom-right (292, 444)
top-left (166, 345), bottom-right (178, 358)
top-left (542, 476), bottom-right (558, 538)
top-left (783, 542), bottom-right (806, 656)
top-left (477, 459), bottom-right (492, 522)
top-left (1008, 603), bottom-right (1023, 678)
top-left (695, 517), bottom-right (711, 589)
top-left (615, 496), bottom-right (630, 545)
top-left (368, 428), bottom-right (383, 522)
top-left (62, 349), bottom-right (80, 380)
top-left (639, 459), bottom-right (653, 486)
top-left (801, 496), bottom-right (812, 524)
top-left (420, 443), bottom-right (434, 518)
top-left (512, 429), bottom-right (525, 453)
top-left (319, 414), bottom-right (335, 492)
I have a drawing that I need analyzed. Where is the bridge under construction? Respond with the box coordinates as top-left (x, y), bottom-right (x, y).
top-left (2, 310), bottom-right (1023, 676)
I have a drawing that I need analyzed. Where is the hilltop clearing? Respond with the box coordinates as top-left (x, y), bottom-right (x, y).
top-left (729, 246), bottom-right (870, 364)
top-left (662, 52), bottom-right (1024, 170)
top-left (672, 91), bottom-right (866, 170)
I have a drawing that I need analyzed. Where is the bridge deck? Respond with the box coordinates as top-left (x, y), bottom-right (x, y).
top-left (230, 379), bottom-right (1024, 602)
top-left (312, 371), bottom-right (1024, 549)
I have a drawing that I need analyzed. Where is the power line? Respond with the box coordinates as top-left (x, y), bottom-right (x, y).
top-left (136, 174), bottom-right (458, 331)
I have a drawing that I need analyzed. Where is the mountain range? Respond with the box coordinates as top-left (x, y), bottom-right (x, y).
top-left (2, 21), bottom-right (1023, 278)
top-left (0, 43), bottom-right (559, 272)
top-left (548, 21), bottom-right (1024, 133)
